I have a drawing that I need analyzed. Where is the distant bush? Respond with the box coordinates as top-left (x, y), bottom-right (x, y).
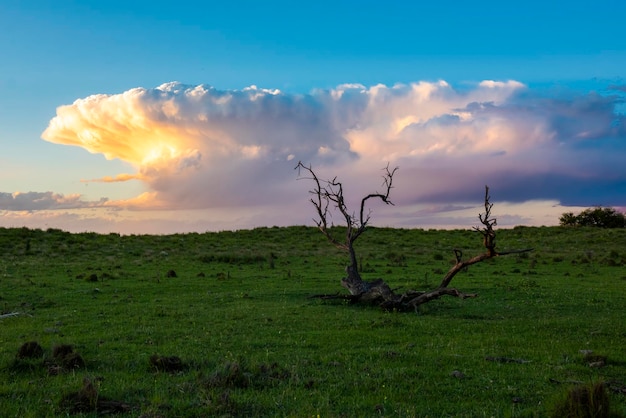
top-left (560, 207), bottom-right (626, 228)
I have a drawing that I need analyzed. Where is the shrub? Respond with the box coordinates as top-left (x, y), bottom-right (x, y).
top-left (560, 207), bottom-right (626, 228)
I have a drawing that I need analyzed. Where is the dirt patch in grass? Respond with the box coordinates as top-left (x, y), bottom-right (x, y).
top-left (59, 376), bottom-right (134, 415)
top-left (204, 359), bottom-right (291, 389)
top-left (582, 351), bottom-right (608, 368)
top-left (11, 341), bottom-right (85, 375)
top-left (149, 354), bottom-right (185, 372)
top-left (203, 390), bottom-right (238, 416)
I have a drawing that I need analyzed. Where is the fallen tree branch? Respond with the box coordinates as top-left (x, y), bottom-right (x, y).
top-left (485, 356), bottom-right (531, 364)
top-left (405, 289), bottom-right (478, 311)
top-left (549, 378), bottom-right (585, 385)
top-left (308, 293), bottom-right (354, 301)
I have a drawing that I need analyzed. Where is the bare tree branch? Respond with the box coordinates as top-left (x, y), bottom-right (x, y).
top-left (435, 186), bottom-right (532, 290)
top-left (296, 161), bottom-right (399, 288)
top-left (357, 163), bottom-right (398, 239)
top-left (295, 162), bottom-right (346, 250)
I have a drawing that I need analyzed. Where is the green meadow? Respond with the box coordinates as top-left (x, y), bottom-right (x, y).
top-left (0, 225), bottom-right (625, 417)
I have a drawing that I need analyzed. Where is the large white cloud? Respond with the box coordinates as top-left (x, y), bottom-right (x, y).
top-left (40, 80), bottom-right (626, 214)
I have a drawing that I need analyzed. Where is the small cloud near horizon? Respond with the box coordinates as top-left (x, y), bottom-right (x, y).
top-left (0, 191), bottom-right (108, 211)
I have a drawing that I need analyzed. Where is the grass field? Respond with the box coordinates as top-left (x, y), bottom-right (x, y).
top-left (0, 225), bottom-right (625, 417)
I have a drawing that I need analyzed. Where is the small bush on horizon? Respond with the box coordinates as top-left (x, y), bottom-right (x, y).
top-left (560, 207), bottom-right (626, 228)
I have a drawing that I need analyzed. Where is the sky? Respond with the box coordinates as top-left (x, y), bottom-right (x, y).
top-left (1, 0), bottom-right (625, 234)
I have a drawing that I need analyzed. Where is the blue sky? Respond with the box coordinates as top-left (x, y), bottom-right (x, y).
top-left (1, 0), bottom-right (625, 234)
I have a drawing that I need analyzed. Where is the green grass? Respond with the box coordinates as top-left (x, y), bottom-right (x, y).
top-left (0, 225), bottom-right (625, 416)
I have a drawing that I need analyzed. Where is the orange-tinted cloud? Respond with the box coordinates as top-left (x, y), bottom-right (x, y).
top-left (81, 173), bottom-right (145, 183)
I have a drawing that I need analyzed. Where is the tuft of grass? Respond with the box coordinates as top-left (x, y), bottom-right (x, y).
top-left (203, 358), bottom-right (290, 390)
top-left (549, 382), bottom-right (613, 418)
top-left (16, 341), bottom-right (44, 359)
top-left (149, 354), bottom-right (185, 373)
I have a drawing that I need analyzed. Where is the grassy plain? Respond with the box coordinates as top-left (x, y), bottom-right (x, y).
top-left (0, 225), bottom-right (625, 417)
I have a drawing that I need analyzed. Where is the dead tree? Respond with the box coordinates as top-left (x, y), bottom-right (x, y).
top-left (295, 161), bottom-right (532, 312)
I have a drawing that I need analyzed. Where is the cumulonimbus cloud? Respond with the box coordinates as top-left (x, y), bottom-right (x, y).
top-left (36, 80), bottom-right (626, 216)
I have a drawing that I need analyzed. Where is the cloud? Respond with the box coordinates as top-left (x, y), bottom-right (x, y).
top-left (0, 192), bottom-right (108, 211)
top-left (0, 207), bottom-right (279, 235)
top-left (608, 84), bottom-right (626, 93)
top-left (33, 80), bottom-right (626, 231)
top-left (0, 199), bottom-right (578, 234)
top-left (81, 173), bottom-right (145, 183)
